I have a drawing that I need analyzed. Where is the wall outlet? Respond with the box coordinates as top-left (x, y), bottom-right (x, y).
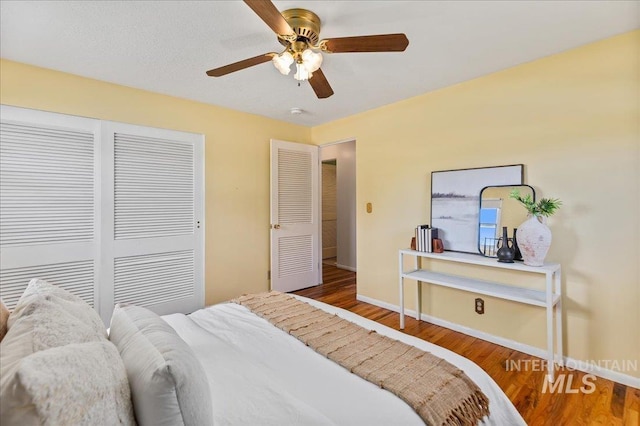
top-left (475, 298), bottom-right (485, 315)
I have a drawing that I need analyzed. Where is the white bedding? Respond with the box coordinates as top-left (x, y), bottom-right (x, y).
top-left (162, 295), bottom-right (525, 426)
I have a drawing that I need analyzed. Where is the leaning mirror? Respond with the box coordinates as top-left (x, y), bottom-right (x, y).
top-left (478, 185), bottom-right (535, 257)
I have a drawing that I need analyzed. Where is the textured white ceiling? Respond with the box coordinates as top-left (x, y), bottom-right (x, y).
top-left (1, 1), bottom-right (638, 126)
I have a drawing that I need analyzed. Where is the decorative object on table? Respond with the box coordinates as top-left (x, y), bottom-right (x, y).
top-left (510, 189), bottom-right (562, 266)
top-left (431, 165), bottom-right (523, 254)
top-left (414, 225), bottom-right (440, 252)
top-left (415, 224), bottom-right (429, 252)
top-left (512, 228), bottom-right (523, 261)
top-left (495, 226), bottom-right (515, 263)
top-left (427, 227), bottom-right (438, 252)
top-left (432, 238), bottom-right (444, 253)
top-left (477, 184), bottom-right (535, 258)
top-left (481, 238), bottom-right (499, 257)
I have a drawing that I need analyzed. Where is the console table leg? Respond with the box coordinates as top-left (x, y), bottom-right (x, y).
top-left (555, 269), bottom-right (564, 366)
top-left (415, 255), bottom-right (421, 321)
top-left (547, 310), bottom-right (555, 382)
top-left (546, 274), bottom-right (555, 382)
top-left (416, 282), bottom-right (422, 321)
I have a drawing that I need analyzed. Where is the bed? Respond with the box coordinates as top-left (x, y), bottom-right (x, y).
top-left (0, 279), bottom-right (526, 425)
top-left (161, 294), bottom-right (525, 425)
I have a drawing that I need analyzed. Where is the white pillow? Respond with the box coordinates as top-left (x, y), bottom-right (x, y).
top-left (10, 278), bottom-right (106, 337)
top-left (1, 281), bottom-right (108, 381)
top-left (109, 304), bottom-right (213, 426)
top-left (1, 289), bottom-right (108, 390)
top-left (3, 296), bottom-right (105, 354)
top-left (0, 341), bottom-right (135, 425)
top-left (0, 280), bottom-right (131, 425)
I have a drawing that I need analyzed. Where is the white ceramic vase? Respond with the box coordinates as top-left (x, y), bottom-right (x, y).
top-left (516, 214), bottom-right (552, 266)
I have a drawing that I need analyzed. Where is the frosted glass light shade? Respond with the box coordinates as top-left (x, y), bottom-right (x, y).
top-left (301, 49), bottom-right (323, 72)
top-left (294, 62), bottom-right (312, 81)
top-left (272, 52), bottom-right (294, 75)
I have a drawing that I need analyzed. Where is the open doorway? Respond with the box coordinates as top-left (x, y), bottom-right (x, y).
top-left (322, 159), bottom-right (337, 267)
top-left (320, 140), bottom-right (356, 285)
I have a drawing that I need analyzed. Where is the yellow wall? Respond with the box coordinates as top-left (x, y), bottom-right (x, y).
top-left (312, 31), bottom-right (640, 376)
top-left (0, 59), bottom-right (312, 305)
top-left (2, 30), bottom-right (638, 377)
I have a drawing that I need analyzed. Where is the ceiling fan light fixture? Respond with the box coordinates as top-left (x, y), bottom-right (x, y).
top-left (206, 2), bottom-right (409, 99)
top-left (272, 51), bottom-right (294, 75)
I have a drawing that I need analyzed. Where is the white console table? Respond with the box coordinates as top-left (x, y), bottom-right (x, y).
top-left (398, 249), bottom-right (562, 381)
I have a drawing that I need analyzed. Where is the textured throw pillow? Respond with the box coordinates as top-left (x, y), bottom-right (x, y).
top-left (0, 279), bottom-right (118, 425)
top-left (109, 304), bottom-right (213, 426)
top-left (1, 279), bottom-right (107, 378)
top-left (10, 278), bottom-right (106, 337)
top-left (1, 297), bottom-right (106, 366)
top-left (0, 341), bottom-right (135, 425)
top-left (0, 299), bottom-right (9, 342)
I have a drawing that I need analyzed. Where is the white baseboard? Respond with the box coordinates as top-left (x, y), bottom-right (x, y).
top-left (356, 293), bottom-right (640, 389)
top-left (336, 264), bottom-right (357, 272)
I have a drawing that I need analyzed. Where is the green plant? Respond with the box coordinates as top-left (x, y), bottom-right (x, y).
top-left (510, 189), bottom-right (562, 217)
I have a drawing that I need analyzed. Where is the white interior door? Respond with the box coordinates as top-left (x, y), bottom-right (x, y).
top-left (270, 139), bottom-right (320, 292)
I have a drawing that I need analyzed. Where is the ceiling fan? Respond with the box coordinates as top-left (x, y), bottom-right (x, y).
top-left (206, 0), bottom-right (409, 99)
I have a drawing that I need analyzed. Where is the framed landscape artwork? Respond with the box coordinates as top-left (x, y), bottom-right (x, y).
top-left (430, 165), bottom-right (523, 253)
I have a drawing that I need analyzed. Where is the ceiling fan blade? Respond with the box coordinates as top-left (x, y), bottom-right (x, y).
top-left (321, 34), bottom-right (409, 53)
top-left (206, 53), bottom-right (274, 77)
top-left (309, 68), bottom-right (334, 99)
top-left (243, 0), bottom-right (295, 37)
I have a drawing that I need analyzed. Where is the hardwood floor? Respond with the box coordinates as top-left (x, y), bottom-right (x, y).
top-left (293, 264), bottom-right (639, 426)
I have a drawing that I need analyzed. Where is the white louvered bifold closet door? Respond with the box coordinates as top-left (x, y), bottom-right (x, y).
top-left (0, 106), bottom-right (100, 310)
top-left (270, 139), bottom-right (319, 293)
top-left (100, 122), bottom-right (204, 320)
top-left (1, 106), bottom-right (204, 324)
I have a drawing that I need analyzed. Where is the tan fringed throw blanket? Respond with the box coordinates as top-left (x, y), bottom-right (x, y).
top-left (233, 292), bottom-right (490, 426)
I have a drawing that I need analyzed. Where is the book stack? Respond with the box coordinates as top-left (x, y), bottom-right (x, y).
top-left (415, 225), bottom-right (439, 252)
